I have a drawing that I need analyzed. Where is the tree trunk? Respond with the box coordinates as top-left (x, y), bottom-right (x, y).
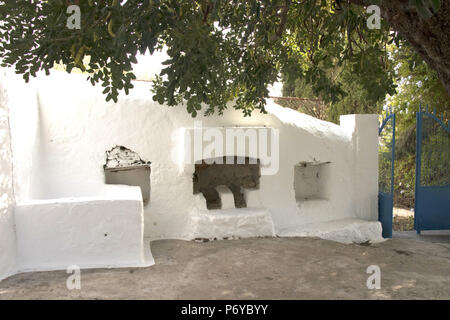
top-left (352, 0), bottom-right (450, 96)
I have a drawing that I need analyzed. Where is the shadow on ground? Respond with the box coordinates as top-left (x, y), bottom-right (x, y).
top-left (1, 236), bottom-right (449, 299)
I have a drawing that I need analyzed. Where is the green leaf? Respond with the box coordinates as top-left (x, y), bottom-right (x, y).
top-left (425, 0), bottom-right (441, 13)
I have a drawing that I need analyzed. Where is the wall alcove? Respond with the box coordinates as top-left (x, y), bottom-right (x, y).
top-left (294, 161), bottom-right (331, 203)
top-left (104, 146), bottom-right (151, 204)
top-left (193, 156), bottom-right (261, 210)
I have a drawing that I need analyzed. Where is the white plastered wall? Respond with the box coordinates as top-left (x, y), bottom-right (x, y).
top-left (0, 70), bottom-right (17, 280)
top-left (340, 114), bottom-right (379, 221)
top-left (5, 72), bottom-right (380, 243)
top-left (0, 68), bottom-right (382, 279)
top-left (5, 71), bottom-right (42, 202)
top-left (2, 70), bottom-right (154, 274)
top-left (14, 186), bottom-right (153, 272)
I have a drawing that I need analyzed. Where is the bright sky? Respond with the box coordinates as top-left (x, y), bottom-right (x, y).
top-left (132, 50), bottom-right (283, 97)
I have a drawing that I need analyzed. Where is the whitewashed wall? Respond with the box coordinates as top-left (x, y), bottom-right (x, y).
top-left (0, 70), bottom-right (17, 280)
top-left (6, 73), bottom-right (42, 202)
top-left (15, 186), bottom-right (154, 272)
top-left (0, 69), bottom-right (383, 277)
top-left (7, 72), bottom-right (380, 242)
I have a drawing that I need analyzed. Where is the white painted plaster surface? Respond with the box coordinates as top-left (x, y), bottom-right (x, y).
top-left (15, 186), bottom-right (154, 272)
top-left (215, 186), bottom-right (236, 210)
top-left (0, 70), bottom-right (17, 280)
top-left (244, 189), bottom-right (263, 208)
top-left (0, 69), bottom-right (382, 276)
top-left (189, 208), bottom-right (276, 240)
top-left (294, 162), bottom-right (331, 201)
top-left (7, 72), bottom-right (379, 237)
top-left (4, 71), bottom-right (42, 202)
top-left (10, 72), bottom-right (371, 237)
top-left (278, 219), bottom-right (384, 244)
top-left (340, 115), bottom-right (379, 221)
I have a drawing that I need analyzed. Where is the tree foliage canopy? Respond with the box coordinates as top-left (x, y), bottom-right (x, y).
top-left (0, 0), bottom-right (446, 117)
top-left (389, 42), bottom-right (449, 123)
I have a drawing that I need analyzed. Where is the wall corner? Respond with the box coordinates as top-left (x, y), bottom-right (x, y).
top-left (340, 114), bottom-right (379, 221)
top-left (0, 68), bottom-right (18, 281)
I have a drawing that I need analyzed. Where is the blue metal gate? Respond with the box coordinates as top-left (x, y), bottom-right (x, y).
top-left (415, 106), bottom-right (450, 233)
top-left (378, 109), bottom-right (396, 238)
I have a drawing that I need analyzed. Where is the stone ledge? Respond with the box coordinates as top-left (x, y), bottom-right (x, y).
top-left (189, 208), bottom-right (276, 240)
top-left (278, 218), bottom-right (384, 244)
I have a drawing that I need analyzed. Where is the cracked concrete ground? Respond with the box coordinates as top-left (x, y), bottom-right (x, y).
top-left (0, 236), bottom-right (449, 300)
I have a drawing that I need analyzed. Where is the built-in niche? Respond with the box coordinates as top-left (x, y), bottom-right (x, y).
top-left (294, 161), bottom-right (331, 203)
top-left (193, 156), bottom-right (260, 210)
top-left (104, 146), bottom-right (151, 204)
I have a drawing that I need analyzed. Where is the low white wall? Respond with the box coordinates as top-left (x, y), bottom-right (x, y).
top-left (340, 115), bottom-right (379, 221)
top-left (2, 69), bottom-right (155, 276)
top-left (15, 186), bottom-right (153, 272)
top-left (190, 208), bottom-right (276, 240)
top-left (4, 71), bottom-right (381, 250)
top-left (0, 70), bottom-right (17, 280)
top-left (4, 71), bottom-right (42, 202)
top-left (6, 72), bottom-right (379, 241)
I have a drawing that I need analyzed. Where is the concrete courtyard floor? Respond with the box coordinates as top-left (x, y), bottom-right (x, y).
top-left (0, 236), bottom-right (449, 300)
